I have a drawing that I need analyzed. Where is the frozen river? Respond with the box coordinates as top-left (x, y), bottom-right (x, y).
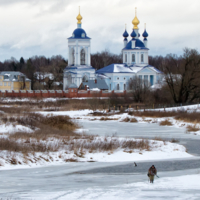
top-left (1, 121), bottom-right (200, 199)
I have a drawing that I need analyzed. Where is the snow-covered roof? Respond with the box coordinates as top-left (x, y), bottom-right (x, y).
top-left (96, 64), bottom-right (133, 74)
top-left (0, 71), bottom-right (31, 82)
top-left (96, 73), bottom-right (110, 79)
top-left (34, 72), bottom-right (54, 80)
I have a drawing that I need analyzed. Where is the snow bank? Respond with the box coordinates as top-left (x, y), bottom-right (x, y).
top-left (0, 137), bottom-right (192, 170)
top-left (0, 124), bottom-right (33, 135)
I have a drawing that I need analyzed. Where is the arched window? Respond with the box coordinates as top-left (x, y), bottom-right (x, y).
top-left (141, 54), bottom-right (144, 62)
top-left (80, 49), bottom-right (85, 65)
top-left (81, 33), bottom-right (85, 38)
top-left (132, 54), bottom-right (135, 62)
top-left (67, 73), bottom-right (72, 86)
top-left (71, 49), bottom-right (75, 65)
top-left (82, 75), bottom-right (88, 82)
top-left (125, 54), bottom-right (127, 62)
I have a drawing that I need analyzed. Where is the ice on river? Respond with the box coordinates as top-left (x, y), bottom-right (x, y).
top-left (13, 174), bottom-right (200, 200)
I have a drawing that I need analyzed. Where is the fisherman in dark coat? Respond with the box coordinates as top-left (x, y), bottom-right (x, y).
top-left (148, 165), bottom-right (157, 183)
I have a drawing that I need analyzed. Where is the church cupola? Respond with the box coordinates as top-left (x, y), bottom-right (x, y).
top-left (132, 8), bottom-right (140, 39)
top-left (130, 29), bottom-right (136, 48)
top-left (142, 23), bottom-right (148, 47)
top-left (76, 6), bottom-right (82, 28)
top-left (131, 29), bottom-right (137, 38)
top-left (123, 24), bottom-right (129, 47)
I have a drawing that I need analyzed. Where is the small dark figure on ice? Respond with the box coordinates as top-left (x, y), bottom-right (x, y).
top-left (148, 165), bottom-right (157, 183)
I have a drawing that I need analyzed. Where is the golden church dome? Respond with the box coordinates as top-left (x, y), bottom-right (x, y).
top-left (76, 7), bottom-right (82, 24)
top-left (132, 7), bottom-right (140, 29)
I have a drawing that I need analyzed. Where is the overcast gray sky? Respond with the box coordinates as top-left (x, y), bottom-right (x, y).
top-left (0, 0), bottom-right (199, 61)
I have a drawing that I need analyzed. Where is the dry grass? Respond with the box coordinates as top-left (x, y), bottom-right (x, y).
top-left (100, 117), bottom-right (118, 121)
top-left (129, 111), bottom-right (179, 118)
top-left (0, 138), bottom-right (59, 153)
top-left (130, 118), bottom-right (138, 123)
top-left (153, 137), bottom-right (165, 141)
top-left (0, 98), bottom-right (111, 112)
top-left (121, 117), bottom-right (130, 122)
top-left (170, 138), bottom-right (180, 143)
top-left (159, 119), bottom-right (173, 126)
top-left (175, 112), bottom-right (200, 124)
top-left (70, 138), bottom-right (151, 152)
top-left (186, 125), bottom-right (200, 132)
top-left (131, 111), bottom-right (200, 125)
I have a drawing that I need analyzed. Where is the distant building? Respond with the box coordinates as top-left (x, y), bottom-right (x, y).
top-left (0, 71), bottom-right (31, 92)
top-left (64, 8), bottom-right (162, 91)
top-left (63, 8), bottom-right (95, 90)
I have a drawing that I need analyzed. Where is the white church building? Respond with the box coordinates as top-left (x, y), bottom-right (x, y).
top-left (63, 8), bottom-right (162, 91)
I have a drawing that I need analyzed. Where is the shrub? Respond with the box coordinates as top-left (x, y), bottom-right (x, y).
top-left (186, 125), bottom-right (200, 132)
top-left (130, 118), bottom-right (138, 123)
top-left (170, 138), bottom-right (179, 143)
top-left (121, 117), bottom-right (130, 122)
top-left (159, 119), bottom-right (172, 126)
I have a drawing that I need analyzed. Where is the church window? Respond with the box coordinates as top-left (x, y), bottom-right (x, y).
top-left (4, 82), bottom-right (7, 86)
top-left (72, 34), bottom-right (75, 38)
top-left (117, 84), bottom-right (119, 90)
top-left (81, 33), bottom-right (85, 38)
top-left (80, 49), bottom-right (85, 65)
top-left (144, 75), bottom-right (148, 86)
top-left (124, 84), bottom-right (126, 90)
top-left (132, 54), bottom-right (135, 62)
top-left (124, 77), bottom-right (126, 80)
top-left (110, 84), bottom-right (111, 90)
top-left (141, 54), bottom-right (144, 62)
top-left (72, 49), bottom-right (75, 65)
top-left (117, 77), bottom-right (119, 80)
top-left (125, 54), bottom-right (127, 62)
top-left (82, 75), bottom-right (88, 82)
top-left (67, 74), bottom-right (72, 85)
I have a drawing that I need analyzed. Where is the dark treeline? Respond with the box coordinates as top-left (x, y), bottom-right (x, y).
top-left (91, 50), bottom-right (122, 70)
top-left (0, 48), bottom-right (199, 104)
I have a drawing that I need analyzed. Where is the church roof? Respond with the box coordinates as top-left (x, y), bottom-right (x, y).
top-left (129, 64), bottom-right (163, 73)
top-left (123, 39), bottom-right (148, 50)
top-left (68, 28), bottom-right (91, 39)
top-left (82, 79), bottom-right (108, 90)
top-left (96, 64), bottom-right (162, 74)
top-left (96, 64), bottom-right (133, 73)
top-left (69, 83), bottom-right (78, 88)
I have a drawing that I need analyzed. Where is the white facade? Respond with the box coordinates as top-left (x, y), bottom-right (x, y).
top-left (64, 9), bottom-right (162, 91)
top-left (63, 13), bottom-right (95, 90)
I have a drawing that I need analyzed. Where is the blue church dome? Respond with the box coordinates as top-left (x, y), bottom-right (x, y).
top-left (131, 30), bottom-right (137, 38)
top-left (69, 28), bottom-right (90, 39)
top-left (142, 30), bottom-right (149, 38)
top-left (123, 39), bottom-right (148, 50)
top-left (123, 30), bottom-right (129, 38)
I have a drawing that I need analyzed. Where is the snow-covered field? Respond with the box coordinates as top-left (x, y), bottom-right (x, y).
top-left (1, 104), bottom-right (200, 199)
top-left (0, 108), bottom-right (194, 170)
top-left (25, 174), bottom-right (200, 200)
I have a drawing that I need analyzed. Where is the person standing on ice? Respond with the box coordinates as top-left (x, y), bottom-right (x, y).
top-left (148, 165), bottom-right (157, 183)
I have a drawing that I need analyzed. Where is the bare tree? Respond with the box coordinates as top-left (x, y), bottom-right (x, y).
top-left (160, 48), bottom-right (200, 103)
top-left (128, 76), bottom-right (150, 103)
